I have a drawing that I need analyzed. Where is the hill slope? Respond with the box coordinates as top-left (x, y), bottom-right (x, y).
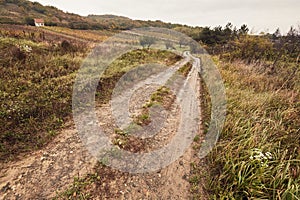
top-left (0, 0), bottom-right (89, 26)
top-left (0, 0), bottom-right (188, 30)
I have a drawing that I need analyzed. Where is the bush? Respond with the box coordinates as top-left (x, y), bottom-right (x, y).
top-left (25, 17), bottom-right (35, 26)
top-left (45, 21), bottom-right (57, 26)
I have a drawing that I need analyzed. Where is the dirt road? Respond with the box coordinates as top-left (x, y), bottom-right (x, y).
top-left (0, 53), bottom-right (206, 199)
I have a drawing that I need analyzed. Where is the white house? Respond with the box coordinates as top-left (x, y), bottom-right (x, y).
top-left (34, 19), bottom-right (44, 27)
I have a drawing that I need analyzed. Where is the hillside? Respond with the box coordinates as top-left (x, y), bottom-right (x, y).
top-left (87, 14), bottom-right (179, 30)
top-left (0, 0), bottom-right (89, 26)
top-left (0, 0), bottom-right (189, 30)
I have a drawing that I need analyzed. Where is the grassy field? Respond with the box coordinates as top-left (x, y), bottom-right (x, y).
top-left (42, 26), bottom-right (112, 42)
top-left (54, 54), bottom-right (300, 199)
top-left (0, 25), bottom-right (182, 162)
top-left (0, 28), bottom-right (89, 161)
top-left (1, 23), bottom-right (299, 199)
top-left (203, 58), bottom-right (300, 199)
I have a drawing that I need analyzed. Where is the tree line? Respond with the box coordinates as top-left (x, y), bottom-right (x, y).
top-left (189, 23), bottom-right (300, 65)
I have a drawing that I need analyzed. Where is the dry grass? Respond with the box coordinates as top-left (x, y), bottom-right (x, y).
top-left (204, 58), bottom-right (299, 199)
top-left (0, 29), bottom-right (89, 161)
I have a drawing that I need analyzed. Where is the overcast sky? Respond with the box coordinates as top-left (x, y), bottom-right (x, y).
top-left (32, 0), bottom-right (300, 34)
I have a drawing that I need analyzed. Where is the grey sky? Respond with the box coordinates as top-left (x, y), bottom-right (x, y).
top-left (33, 0), bottom-right (300, 33)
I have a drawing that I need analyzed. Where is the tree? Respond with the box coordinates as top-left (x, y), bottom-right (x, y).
top-left (284, 26), bottom-right (300, 59)
top-left (239, 24), bottom-right (249, 35)
top-left (198, 27), bottom-right (216, 45)
top-left (179, 37), bottom-right (187, 48)
top-left (165, 40), bottom-right (175, 50)
top-left (273, 28), bottom-right (281, 38)
top-left (232, 26), bottom-right (238, 38)
top-left (25, 17), bottom-right (35, 26)
top-left (139, 36), bottom-right (155, 48)
top-left (269, 28), bottom-right (281, 41)
top-left (224, 22), bottom-right (233, 39)
top-left (287, 26), bottom-right (297, 38)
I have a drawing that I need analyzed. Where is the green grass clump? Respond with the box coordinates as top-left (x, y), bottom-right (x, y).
top-left (177, 61), bottom-right (192, 77)
top-left (133, 86), bottom-right (173, 126)
top-left (134, 112), bottom-right (150, 125)
top-left (205, 58), bottom-right (300, 199)
top-left (54, 173), bottom-right (100, 200)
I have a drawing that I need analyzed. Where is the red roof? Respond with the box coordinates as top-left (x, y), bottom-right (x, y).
top-left (34, 19), bottom-right (44, 23)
